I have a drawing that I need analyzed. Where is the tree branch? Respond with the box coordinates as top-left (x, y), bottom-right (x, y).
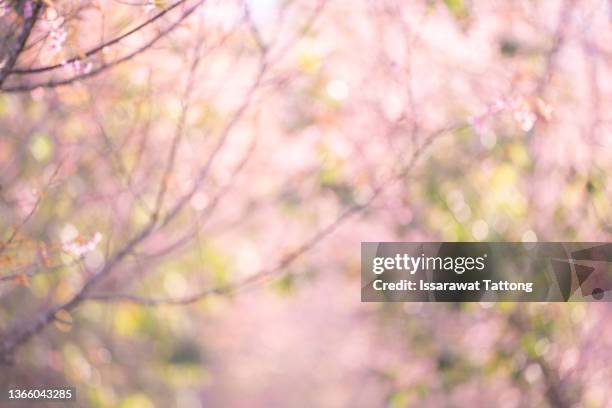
top-left (0, 1), bottom-right (43, 87)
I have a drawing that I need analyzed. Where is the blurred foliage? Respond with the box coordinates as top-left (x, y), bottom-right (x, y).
top-left (0, 0), bottom-right (611, 406)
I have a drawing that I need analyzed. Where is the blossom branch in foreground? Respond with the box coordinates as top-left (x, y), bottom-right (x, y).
top-left (8, 0), bottom-right (191, 75)
top-left (1, 0), bottom-right (205, 92)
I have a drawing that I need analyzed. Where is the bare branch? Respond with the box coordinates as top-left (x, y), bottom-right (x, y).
top-left (0, 2), bottom-right (43, 87)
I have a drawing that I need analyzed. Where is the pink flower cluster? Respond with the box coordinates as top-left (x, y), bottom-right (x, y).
top-left (62, 232), bottom-right (102, 257)
top-left (468, 98), bottom-right (506, 135)
top-left (44, 9), bottom-right (67, 54)
top-left (469, 96), bottom-right (542, 135)
top-left (63, 59), bottom-right (93, 76)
